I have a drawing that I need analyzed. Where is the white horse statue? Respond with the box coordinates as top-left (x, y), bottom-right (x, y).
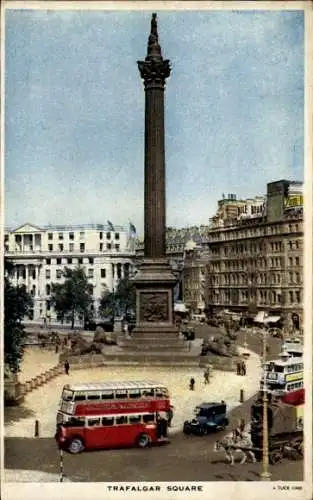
top-left (213, 429), bottom-right (256, 465)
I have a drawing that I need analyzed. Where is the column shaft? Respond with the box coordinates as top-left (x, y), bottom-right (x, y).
top-left (144, 85), bottom-right (166, 259)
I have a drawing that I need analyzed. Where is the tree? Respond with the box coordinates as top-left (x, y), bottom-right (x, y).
top-left (50, 266), bottom-right (93, 329)
top-left (98, 285), bottom-right (115, 319)
top-left (99, 278), bottom-right (136, 319)
top-left (4, 273), bottom-right (33, 373)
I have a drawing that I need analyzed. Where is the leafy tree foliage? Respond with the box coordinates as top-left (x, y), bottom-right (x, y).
top-left (99, 278), bottom-right (136, 319)
top-left (4, 272), bottom-right (33, 373)
top-left (50, 266), bottom-right (93, 328)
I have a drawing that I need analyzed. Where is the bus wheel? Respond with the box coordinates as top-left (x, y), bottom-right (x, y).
top-left (68, 437), bottom-right (84, 454)
top-left (137, 433), bottom-right (151, 448)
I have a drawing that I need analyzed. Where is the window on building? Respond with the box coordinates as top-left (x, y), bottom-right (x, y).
top-left (106, 232), bottom-right (111, 240)
top-left (289, 257), bottom-right (293, 266)
top-left (115, 244), bottom-right (120, 252)
top-left (46, 284), bottom-right (51, 295)
top-left (289, 291), bottom-right (294, 303)
top-left (78, 258), bottom-right (83, 265)
top-left (99, 232), bottom-right (103, 240)
top-left (80, 243), bottom-right (85, 253)
top-left (58, 233), bottom-right (63, 240)
top-left (88, 269), bottom-right (94, 279)
top-left (115, 233), bottom-right (120, 240)
top-left (48, 233), bottom-right (53, 240)
top-left (80, 231), bottom-right (85, 239)
top-left (58, 244), bottom-right (64, 252)
top-left (57, 258), bottom-right (61, 265)
top-left (107, 243), bottom-right (111, 250)
top-left (45, 269), bottom-right (51, 279)
top-left (295, 291), bottom-right (301, 303)
top-left (99, 243), bottom-right (103, 251)
top-left (46, 300), bottom-right (51, 311)
top-left (69, 232), bottom-right (74, 240)
top-left (48, 244), bottom-right (53, 252)
top-left (46, 258), bottom-right (51, 265)
top-left (89, 257), bottom-right (94, 264)
top-left (67, 258), bottom-right (72, 264)
top-left (295, 257), bottom-right (300, 266)
top-left (101, 269), bottom-right (106, 279)
top-left (56, 269), bottom-right (62, 279)
top-left (69, 243), bottom-right (74, 252)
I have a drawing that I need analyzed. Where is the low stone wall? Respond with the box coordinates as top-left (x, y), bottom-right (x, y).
top-left (199, 355), bottom-right (239, 371)
top-left (58, 354), bottom-right (105, 369)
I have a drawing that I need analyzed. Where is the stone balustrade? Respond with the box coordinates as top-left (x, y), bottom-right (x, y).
top-left (20, 364), bottom-right (63, 396)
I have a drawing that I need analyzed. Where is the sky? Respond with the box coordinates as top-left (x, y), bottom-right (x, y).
top-left (4, 8), bottom-right (304, 235)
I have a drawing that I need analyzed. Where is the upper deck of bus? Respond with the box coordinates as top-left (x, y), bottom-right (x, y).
top-left (62, 381), bottom-right (168, 392)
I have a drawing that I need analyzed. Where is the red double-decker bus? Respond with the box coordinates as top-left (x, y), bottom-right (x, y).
top-left (55, 381), bottom-right (171, 453)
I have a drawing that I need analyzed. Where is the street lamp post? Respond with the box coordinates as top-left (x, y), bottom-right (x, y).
top-left (260, 328), bottom-right (271, 481)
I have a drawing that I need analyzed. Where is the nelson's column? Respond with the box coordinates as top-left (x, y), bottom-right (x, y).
top-left (122, 13), bottom-right (199, 365)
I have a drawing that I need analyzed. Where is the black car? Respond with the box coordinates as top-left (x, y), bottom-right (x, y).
top-left (183, 402), bottom-right (229, 436)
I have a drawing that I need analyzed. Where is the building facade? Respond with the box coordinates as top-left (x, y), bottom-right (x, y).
top-left (4, 223), bottom-right (137, 323)
top-left (205, 180), bottom-right (303, 331)
top-left (182, 240), bottom-right (208, 313)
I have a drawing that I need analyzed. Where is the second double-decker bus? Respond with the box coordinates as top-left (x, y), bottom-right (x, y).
top-left (55, 381), bottom-right (171, 453)
top-left (261, 353), bottom-right (304, 405)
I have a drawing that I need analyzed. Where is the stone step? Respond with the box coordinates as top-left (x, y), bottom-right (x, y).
top-left (122, 337), bottom-right (185, 345)
top-left (100, 352), bottom-right (201, 367)
top-left (131, 333), bottom-right (182, 342)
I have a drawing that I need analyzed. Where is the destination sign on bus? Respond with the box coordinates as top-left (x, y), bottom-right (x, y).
top-left (285, 372), bottom-right (303, 383)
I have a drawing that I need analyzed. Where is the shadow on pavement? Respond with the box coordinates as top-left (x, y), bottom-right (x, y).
top-left (4, 405), bottom-right (35, 425)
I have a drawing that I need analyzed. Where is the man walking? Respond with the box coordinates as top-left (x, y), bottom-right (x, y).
top-left (64, 360), bottom-right (70, 375)
top-left (204, 368), bottom-right (210, 384)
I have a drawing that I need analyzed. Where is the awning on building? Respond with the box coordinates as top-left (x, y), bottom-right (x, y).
top-left (254, 311), bottom-right (266, 323)
top-left (263, 316), bottom-right (281, 324)
top-left (174, 303), bottom-right (188, 313)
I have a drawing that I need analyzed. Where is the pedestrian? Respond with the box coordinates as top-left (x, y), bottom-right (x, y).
top-left (55, 344), bottom-right (59, 354)
top-left (189, 377), bottom-right (195, 391)
top-left (166, 406), bottom-right (174, 427)
top-left (156, 413), bottom-right (168, 441)
top-left (188, 340), bottom-right (192, 351)
top-left (204, 368), bottom-right (210, 385)
top-left (64, 360), bottom-right (70, 375)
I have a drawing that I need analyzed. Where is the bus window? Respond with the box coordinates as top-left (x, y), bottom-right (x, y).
top-left (142, 413), bottom-right (155, 423)
top-left (128, 390), bottom-right (141, 399)
top-left (116, 416), bottom-right (128, 425)
top-left (88, 417), bottom-right (101, 427)
top-left (142, 389), bottom-right (154, 397)
top-left (102, 417), bottom-right (114, 426)
top-left (115, 390), bottom-right (128, 400)
top-left (102, 391), bottom-right (114, 400)
top-left (128, 414), bottom-right (141, 424)
top-left (87, 392), bottom-right (101, 401)
top-left (156, 388), bottom-right (169, 398)
top-left (66, 417), bottom-right (85, 427)
top-left (62, 389), bottom-right (73, 402)
top-left (74, 393), bottom-right (86, 402)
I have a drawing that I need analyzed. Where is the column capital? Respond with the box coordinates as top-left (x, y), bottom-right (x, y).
top-left (137, 13), bottom-right (171, 89)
